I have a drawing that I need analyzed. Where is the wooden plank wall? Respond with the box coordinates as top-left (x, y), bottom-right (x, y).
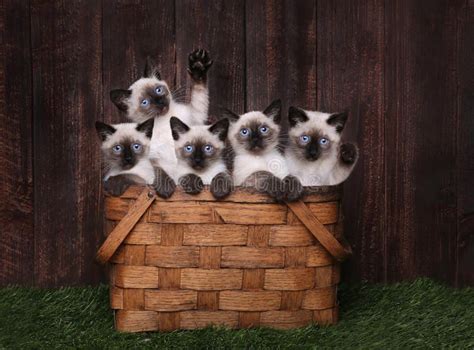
top-left (0, 0), bottom-right (472, 287)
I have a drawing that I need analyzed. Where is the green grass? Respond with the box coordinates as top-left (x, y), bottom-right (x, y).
top-left (0, 279), bottom-right (473, 349)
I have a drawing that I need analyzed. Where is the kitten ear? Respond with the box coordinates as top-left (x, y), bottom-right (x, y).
top-left (110, 89), bottom-right (132, 112)
top-left (144, 56), bottom-right (161, 80)
top-left (209, 118), bottom-right (230, 141)
top-left (220, 107), bottom-right (240, 122)
top-left (327, 112), bottom-right (348, 133)
top-left (170, 117), bottom-right (190, 141)
top-left (288, 106), bottom-right (309, 127)
top-left (136, 118), bottom-right (155, 139)
top-left (263, 99), bottom-right (282, 124)
top-left (95, 121), bottom-right (116, 141)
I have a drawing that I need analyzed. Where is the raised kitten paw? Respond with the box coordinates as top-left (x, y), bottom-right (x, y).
top-left (179, 173), bottom-right (204, 195)
top-left (104, 175), bottom-right (134, 197)
top-left (340, 143), bottom-right (359, 165)
top-left (187, 49), bottom-right (213, 82)
top-left (283, 175), bottom-right (304, 202)
top-left (210, 172), bottom-right (233, 200)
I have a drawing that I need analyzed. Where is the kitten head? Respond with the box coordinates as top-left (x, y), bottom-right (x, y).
top-left (170, 117), bottom-right (229, 171)
top-left (226, 99), bottom-right (282, 155)
top-left (110, 57), bottom-right (171, 122)
top-left (288, 107), bottom-right (347, 162)
top-left (95, 118), bottom-right (154, 170)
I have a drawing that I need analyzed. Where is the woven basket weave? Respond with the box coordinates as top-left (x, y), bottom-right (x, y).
top-left (99, 185), bottom-right (350, 332)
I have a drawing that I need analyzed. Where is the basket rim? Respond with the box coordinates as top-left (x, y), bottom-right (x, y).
top-left (108, 185), bottom-right (343, 203)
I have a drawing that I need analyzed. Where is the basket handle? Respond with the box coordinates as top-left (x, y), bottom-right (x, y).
top-left (286, 200), bottom-right (352, 262)
top-left (96, 188), bottom-right (157, 264)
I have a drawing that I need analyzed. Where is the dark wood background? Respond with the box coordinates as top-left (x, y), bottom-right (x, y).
top-left (1, 0), bottom-right (473, 287)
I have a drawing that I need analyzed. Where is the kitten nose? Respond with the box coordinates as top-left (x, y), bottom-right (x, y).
top-left (251, 138), bottom-right (262, 148)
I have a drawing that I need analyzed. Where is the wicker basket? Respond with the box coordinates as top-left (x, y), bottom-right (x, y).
top-left (98, 186), bottom-right (351, 332)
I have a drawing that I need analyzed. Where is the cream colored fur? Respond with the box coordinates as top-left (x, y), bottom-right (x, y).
top-left (285, 110), bottom-right (354, 186)
top-left (101, 123), bottom-right (155, 184)
top-left (173, 125), bottom-right (227, 184)
top-left (229, 112), bottom-right (288, 186)
top-left (124, 77), bottom-right (209, 177)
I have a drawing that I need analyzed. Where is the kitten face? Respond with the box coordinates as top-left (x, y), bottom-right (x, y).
top-left (170, 117), bottom-right (229, 171)
top-left (95, 118), bottom-right (154, 170)
top-left (227, 99), bottom-right (282, 155)
top-left (110, 57), bottom-right (172, 122)
top-left (288, 107), bottom-right (347, 162)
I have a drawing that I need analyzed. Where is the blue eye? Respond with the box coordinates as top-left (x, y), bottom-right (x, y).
top-left (184, 145), bottom-right (194, 153)
top-left (300, 135), bottom-right (311, 144)
top-left (260, 126), bottom-right (269, 134)
top-left (319, 138), bottom-right (329, 146)
top-left (132, 143), bottom-right (142, 152)
top-left (240, 128), bottom-right (250, 137)
top-left (141, 99), bottom-right (149, 107)
top-left (155, 86), bottom-right (164, 95)
top-left (203, 144), bottom-right (214, 153)
top-left (112, 145), bottom-right (123, 153)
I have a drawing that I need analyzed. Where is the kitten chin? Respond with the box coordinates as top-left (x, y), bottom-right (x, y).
top-left (285, 107), bottom-right (358, 186)
top-left (170, 117), bottom-right (232, 199)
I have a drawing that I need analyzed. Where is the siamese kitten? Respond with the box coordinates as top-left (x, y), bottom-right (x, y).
top-left (285, 107), bottom-right (359, 186)
top-left (95, 119), bottom-right (175, 198)
top-left (170, 117), bottom-right (232, 199)
top-left (225, 100), bottom-right (303, 201)
top-left (110, 49), bottom-right (213, 178)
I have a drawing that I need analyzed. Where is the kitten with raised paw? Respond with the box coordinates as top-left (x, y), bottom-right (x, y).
top-left (285, 107), bottom-right (359, 186)
top-left (170, 116), bottom-right (232, 198)
top-left (109, 49), bottom-right (213, 180)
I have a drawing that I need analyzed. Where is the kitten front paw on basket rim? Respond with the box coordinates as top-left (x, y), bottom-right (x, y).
top-left (283, 175), bottom-right (305, 202)
top-left (188, 48), bottom-right (213, 82)
top-left (210, 172), bottom-right (233, 200)
top-left (104, 175), bottom-right (135, 197)
top-left (179, 173), bottom-right (204, 195)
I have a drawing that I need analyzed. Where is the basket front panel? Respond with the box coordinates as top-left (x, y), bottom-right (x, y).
top-left (106, 189), bottom-right (342, 332)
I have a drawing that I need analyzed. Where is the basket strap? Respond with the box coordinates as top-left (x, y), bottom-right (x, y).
top-left (96, 188), bottom-right (157, 264)
top-left (287, 200), bottom-right (352, 262)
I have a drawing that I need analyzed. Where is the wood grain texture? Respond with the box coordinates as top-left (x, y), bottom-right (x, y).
top-left (183, 224), bottom-right (248, 246)
top-left (31, 0), bottom-right (103, 287)
top-left (246, 0), bottom-right (317, 119)
top-left (97, 190), bottom-right (156, 264)
top-left (317, 0), bottom-right (386, 282)
top-left (175, 0), bottom-right (245, 119)
top-left (384, 0), bottom-right (461, 283)
top-left (264, 268), bottom-right (315, 291)
top-left (0, 0), bottom-right (34, 286)
top-left (115, 265), bottom-right (159, 289)
top-left (146, 246), bottom-right (200, 268)
top-left (181, 268), bottom-right (243, 290)
top-left (221, 247), bottom-right (284, 268)
top-left (145, 290), bottom-right (197, 312)
top-left (456, 0), bottom-right (474, 287)
top-left (219, 291), bottom-right (281, 311)
top-left (102, 0), bottom-right (175, 123)
top-left (0, 0), bottom-right (472, 287)
top-left (115, 310), bottom-right (158, 333)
